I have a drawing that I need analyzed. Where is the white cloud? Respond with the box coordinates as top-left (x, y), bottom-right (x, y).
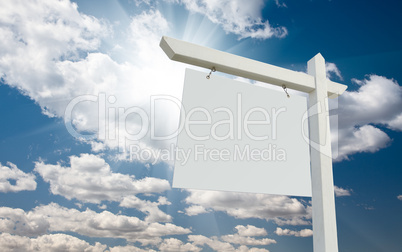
top-left (0, 233), bottom-right (107, 252)
top-left (0, 162), bottom-right (36, 193)
top-left (158, 225), bottom-right (274, 251)
top-left (189, 235), bottom-right (235, 251)
top-left (0, 207), bottom-right (48, 236)
top-left (273, 216), bottom-right (311, 226)
top-left (158, 238), bottom-right (201, 252)
top-left (184, 190), bottom-right (311, 225)
top-left (235, 225), bottom-right (267, 237)
top-left (98, 204), bottom-right (107, 210)
top-left (221, 234), bottom-right (276, 246)
top-left (0, 233), bottom-right (33, 252)
top-left (0, 203), bottom-right (191, 246)
top-left (326, 62), bottom-right (343, 81)
top-left (128, 10), bottom-right (169, 61)
top-left (38, 203), bottom-right (189, 245)
top-left (0, 1), bottom-right (186, 163)
top-left (397, 195), bottom-right (402, 201)
top-left (219, 225), bottom-right (275, 247)
top-left (246, 248), bottom-right (272, 252)
top-left (336, 125), bottom-right (391, 160)
top-left (0, 234), bottom-right (160, 252)
top-left (334, 186), bottom-right (352, 197)
top-left (0, 0), bottom-right (106, 107)
top-left (274, 227), bottom-right (313, 237)
top-left (34, 154), bottom-right (171, 222)
top-left (189, 235), bottom-right (271, 252)
top-left (387, 113), bottom-right (402, 130)
top-left (184, 205), bottom-right (209, 216)
top-left (34, 154), bottom-right (170, 203)
top-left (0, 205), bottom-right (276, 252)
top-left (334, 74), bottom-right (402, 161)
top-left (177, 0), bottom-right (287, 39)
top-left (120, 195), bottom-right (172, 222)
top-left (109, 245), bottom-right (156, 252)
top-left (341, 76), bottom-right (402, 129)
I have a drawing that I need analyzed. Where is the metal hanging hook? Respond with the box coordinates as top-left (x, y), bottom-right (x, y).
top-left (282, 85), bottom-right (290, 98)
top-left (206, 67), bottom-right (216, 79)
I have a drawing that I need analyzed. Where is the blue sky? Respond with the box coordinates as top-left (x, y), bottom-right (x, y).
top-left (0, 0), bottom-right (401, 251)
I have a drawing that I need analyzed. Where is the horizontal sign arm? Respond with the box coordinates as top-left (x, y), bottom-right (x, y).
top-left (160, 36), bottom-right (347, 98)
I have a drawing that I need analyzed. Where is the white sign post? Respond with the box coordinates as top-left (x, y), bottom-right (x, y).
top-left (160, 36), bottom-right (347, 252)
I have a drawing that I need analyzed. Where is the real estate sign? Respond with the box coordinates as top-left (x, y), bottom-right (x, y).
top-left (173, 68), bottom-right (312, 197)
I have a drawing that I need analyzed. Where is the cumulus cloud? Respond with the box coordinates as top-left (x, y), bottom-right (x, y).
top-left (397, 195), bottom-right (402, 201)
top-left (58, 8), bottom-right (185, 160)
top-left (274, 227), bottom-right (313, 237)
top-left (145, 225), bottom-right (276, 251)
top-left (0, 207), bottom-right (49, 236)
top-left (158, 238), bottom-right (201, 252)
top-left (218, 225), bottom-right (275, 247)
top-left (334, 186), bottom-right (352, 197)
top-left (177, 0), bottom-right (287, 39)
top-left (184, 205), bottom-right (209, 216)
top-left (326, 62), bottom-right (343, 81)
top-left (0, 0), bottom-right (186, 163)
top-left (334, 75), bottom-right (402, 161)
top-left (189, 235), bottom-right (271, 252)
top-left (0, 0), bottom-right (106, 109)
top-left (184, 190), bottom-right (311, 225)
top-left (0, 233), bottom-right (190, 252)
top-left (109, 245), bottom-right (156, 252)
top-left (34, 154), bottom-right (171, 222)
top-left (189, 235), bottom-right (235, 251)
top-left (336, 125), bottom-right (391, 160)
top-left (235, 225), bottom-right (267, 237)
top-left (109, 245), bottom-right (157, 252)
top-left (0, 162), bottom-right (36, 193)
top-left (0, 233), bottom-right (107, 252)
top-left (0, 203), bottom-right (191, 245)
top-left (34, 154), bottom-right (170, 202)
top-left (221, 234), bottom-right (276, 246)
top-left (120, 195), bottom-right (172, 222)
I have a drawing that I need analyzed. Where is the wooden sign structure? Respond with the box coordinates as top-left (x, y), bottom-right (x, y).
top-left (160, 36), bottom-right (347, 252)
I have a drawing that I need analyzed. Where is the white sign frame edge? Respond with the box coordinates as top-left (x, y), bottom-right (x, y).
top-left (160, 36), bottom-right (347, 98)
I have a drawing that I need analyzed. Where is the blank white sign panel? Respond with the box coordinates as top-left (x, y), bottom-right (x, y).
top-left (173, 68), bottom-right (312, 197)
